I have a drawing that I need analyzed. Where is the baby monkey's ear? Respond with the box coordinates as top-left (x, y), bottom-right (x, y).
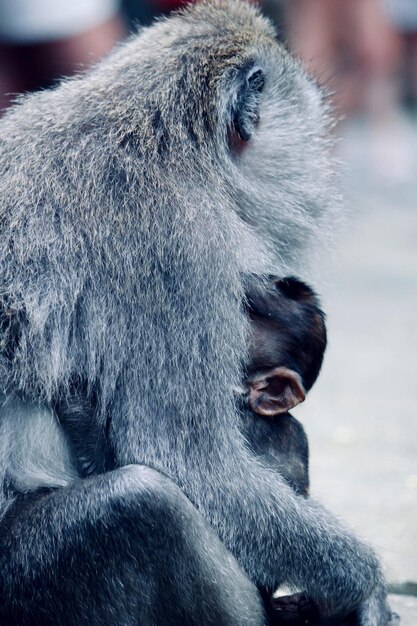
top-left (248, 367), bottom-right (306, 417)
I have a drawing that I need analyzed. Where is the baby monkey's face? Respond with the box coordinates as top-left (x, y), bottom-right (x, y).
top-left (244, 277), bottom-right (327, 417)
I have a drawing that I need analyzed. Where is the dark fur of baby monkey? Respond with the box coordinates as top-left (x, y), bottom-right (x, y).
top-left (0, 1), bottom-right (397, 625)
top-left (239, 275), bottom-right (327, 498)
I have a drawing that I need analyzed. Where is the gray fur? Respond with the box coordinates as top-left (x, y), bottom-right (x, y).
top-left (0, 1), bottom-right (394, 625)
top-left (0, 397), bottom-right (78, 493)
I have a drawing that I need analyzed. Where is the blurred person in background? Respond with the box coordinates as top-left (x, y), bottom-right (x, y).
top-left (286, 0), bottom-right (416, 184)
top-left (0, 0), bottom-right (125, 112)
top-left (385, 0), bottom-right (417, 110)
top-left (285, 0), bottom-right (401, 116)
top-left (0, 0), bottom-right (278, 114)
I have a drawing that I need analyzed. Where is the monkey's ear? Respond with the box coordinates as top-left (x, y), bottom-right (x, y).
top-left (248, 367), bottom-right (306, 417)
top-left (231, 67), bottom-right (265, 142)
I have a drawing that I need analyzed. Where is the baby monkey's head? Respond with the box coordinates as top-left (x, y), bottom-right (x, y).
top-left (244, 276), bottom-right (327, 417)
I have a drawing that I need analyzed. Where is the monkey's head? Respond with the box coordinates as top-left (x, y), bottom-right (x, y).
top-left (243, 276), bottom-right (327, 417)
top-left (91, 0), bottom-right (338, 274)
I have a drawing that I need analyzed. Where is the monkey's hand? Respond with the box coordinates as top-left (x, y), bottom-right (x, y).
top-left (268, 594), bottom-right (358, 625)
top-left (268, 592), bottom-right (320, 625)
top-left (267, 586), bottom-right (400, 626)
top-left (269, 591), bottom-right (397, 626)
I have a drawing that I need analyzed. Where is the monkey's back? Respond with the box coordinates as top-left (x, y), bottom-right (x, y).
top-left (0, 0), bottom-right (337, 496)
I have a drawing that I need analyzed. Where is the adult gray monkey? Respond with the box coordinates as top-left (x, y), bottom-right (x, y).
top-left (0, 1), bottom-right (396, 625)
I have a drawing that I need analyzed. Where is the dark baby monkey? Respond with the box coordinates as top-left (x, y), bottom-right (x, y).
top-left (246, 276), bottom-right (326, 417)
top-left (239, 275), bottom-right (326, 496)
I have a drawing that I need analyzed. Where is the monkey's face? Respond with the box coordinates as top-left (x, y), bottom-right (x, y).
top-left (176, 3), bottom-right (338, 272)
top-left (104, 1), bottom-right (338, 272)
top-left (220, 42), bottom-right (336, 271)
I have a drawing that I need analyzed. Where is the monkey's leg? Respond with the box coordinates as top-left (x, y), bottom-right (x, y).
top-left (0, 465), bottom-right (266, 626)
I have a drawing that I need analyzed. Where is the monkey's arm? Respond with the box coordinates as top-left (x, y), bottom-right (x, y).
top-left (207, 462), bottom-right (394, 626)
top-left (238, 411), bottom-right (393, 624)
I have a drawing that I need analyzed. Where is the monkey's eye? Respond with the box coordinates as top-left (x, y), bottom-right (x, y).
top-left (232, 66), bottom-right (265, 144)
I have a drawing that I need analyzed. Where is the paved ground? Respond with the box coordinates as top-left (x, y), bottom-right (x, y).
top-left (389, 594), bottom-right (417, 626)
top-left (294, 111), bottom-right (417, 595)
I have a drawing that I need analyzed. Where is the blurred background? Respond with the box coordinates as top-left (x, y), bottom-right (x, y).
top-left (0, 0), bottom-right (416, 607)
